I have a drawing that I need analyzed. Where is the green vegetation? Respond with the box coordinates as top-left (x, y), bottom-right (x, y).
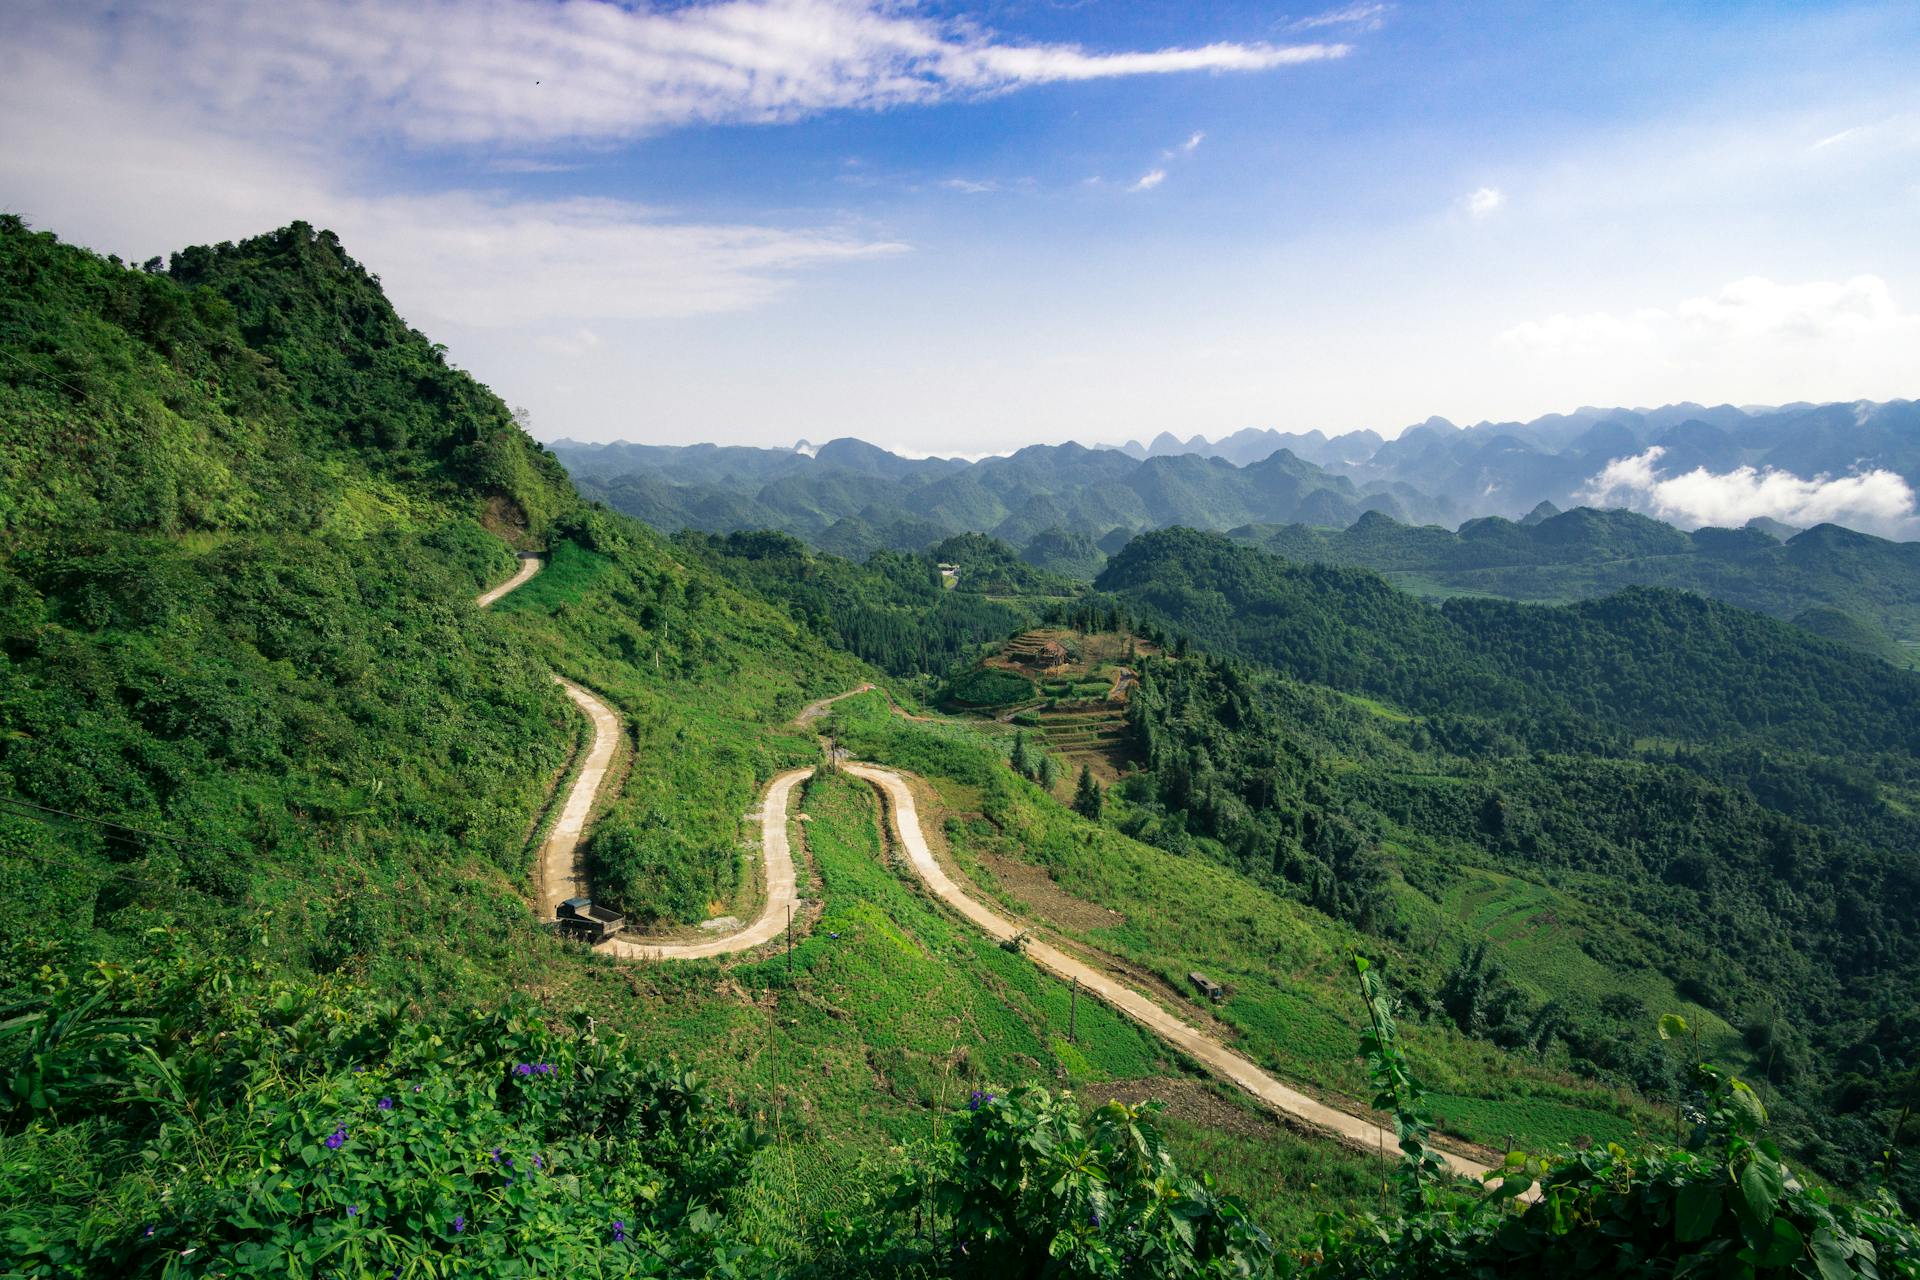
top-left (822, 691), bottom-right (1660, 1159)
top-left (1099, 528), bottom-right (1920, 755)
top-left (1237, 506), bottom-right (1920, 651)
top-left (674, 530), bottom-right (1040, 685)
top-left (7, 211), bottom-right (1918, 1275)
top-left (0, 943), bottom-right (764, 1277)
top-left (1094, 531), bottom-right (1920, 1202)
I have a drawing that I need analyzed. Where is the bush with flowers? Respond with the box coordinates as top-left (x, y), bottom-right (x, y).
top-left (0, 936), bottom-right (765, 1277)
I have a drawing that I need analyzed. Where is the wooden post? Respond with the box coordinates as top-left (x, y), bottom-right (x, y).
top-left (1070, 977), bottom-right (1078, 1043)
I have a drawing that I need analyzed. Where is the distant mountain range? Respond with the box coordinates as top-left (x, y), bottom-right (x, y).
top-left (1116, 399), bottom-right (1918, 497)
top-left (553, 397), bottom-right (1919, 551)
top-left (552, 435), bottom-right (1457, 562)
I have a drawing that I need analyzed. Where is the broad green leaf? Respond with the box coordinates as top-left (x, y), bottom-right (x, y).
top-left (1810, 1228), bottom-right (1853, 1280)
top-left (1658, 1013), bottom-right (1690, 1041)
top-left (1760, 1216), bottom-right (1803, 1268)
top-left (1674, 1183), bottom-right (1722, 1243)
top-left (1738, 1156), bottom-right (1785, 1227)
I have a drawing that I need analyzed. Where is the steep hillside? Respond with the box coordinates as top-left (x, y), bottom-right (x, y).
top-left (0, 218), bottom-right (1365, 1273)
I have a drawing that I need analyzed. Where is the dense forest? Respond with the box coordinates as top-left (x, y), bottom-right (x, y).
top-left (1237, 506), bottom-right (1920, 657)
top-left (1110, 646), bottom-right (1918, 1202)
top-left (3, 215), bottom-right (1916, 1276)
top-left (1098, 528), bottom-right (1920, 756)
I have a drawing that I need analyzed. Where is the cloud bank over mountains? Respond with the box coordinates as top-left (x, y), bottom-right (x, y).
top-left (1581, 447), bottom-right (1919, 539)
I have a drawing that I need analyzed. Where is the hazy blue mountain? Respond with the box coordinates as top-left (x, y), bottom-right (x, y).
top-left (552, 396), bottom-right (1917, 566)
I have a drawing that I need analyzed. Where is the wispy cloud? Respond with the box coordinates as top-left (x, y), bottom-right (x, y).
top-left (1287, 4), bottom-right (1389, 32)
top-left (1128, 169), bottom-right (1167, 193)
top-left (1163, 131), bottom-right (1206, 158)
top-left (16, 0), bottom-right (1350, 149)
top-left (1463, 185), bottom-right (1504, 218)
top-left (939, 178), bottom-right (1001, 194)
top-left (1581, 446), bottom-right (1919, 537)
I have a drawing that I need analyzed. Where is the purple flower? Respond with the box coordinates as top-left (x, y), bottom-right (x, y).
top-left (612, 1220), bottom-right (626, 1243)
top-left (325, 1125), bottom-right (348, 1150)
top-left (143, 1226), bottom-right (155, 1238)
top-left (453, 1214), bottom-right (466, 1234)
top-left (412, 1084), bottom-right (422, 1093)
top-left (515, 1063), bottom-right (531, 1077)
top-left (378, 1097), bottom-right (394, 1111)
top-left (490, 1148), bottom-right (501, 1162)
top-left (346, 1205), bottom-right (360, 1218)
top-left (502, 1154), bottom-right (514, 1168)
top-left (968, 1090), bottom-right (984, 1112)
top-left (532, 1155), bottom-right (543, 1169)
top-left (353, 1066), bottom-right (365, 1074)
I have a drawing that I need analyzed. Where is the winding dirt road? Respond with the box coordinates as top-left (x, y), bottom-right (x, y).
top-left (475, 552), bottom-right (543, 608)
top-left (471, 566), bottom-right (1511, 1186)
top-left (476, 554), bottom-right (807, 958)
top-left (839, 761), bottom-right (1502, 1184)
top-left (476, 556), bottom-right (615, 917)
top-left (602, 767), bottom-right (811, 961)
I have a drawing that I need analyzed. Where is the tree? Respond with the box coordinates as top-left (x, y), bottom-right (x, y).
top-left (1073, 765), bottom-right (1104, 820)
top-left (1009, 731), bottom-right (1034, 779)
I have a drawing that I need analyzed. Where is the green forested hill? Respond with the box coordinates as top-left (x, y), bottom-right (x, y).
top-left (1099, 527), bottom-right (1920, 754)
top-left (1235, 507), bottom-right (1920, 654)
top-left (1088, 528), bottom-right (1920, 1201)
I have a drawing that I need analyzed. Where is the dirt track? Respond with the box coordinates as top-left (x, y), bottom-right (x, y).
top-left (842, 758), bottom-right (1516, 1191)
top-left (471, 564), bottom-right (1518, 1189)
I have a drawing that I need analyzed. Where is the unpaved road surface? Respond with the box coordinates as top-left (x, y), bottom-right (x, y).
top-left (476, 557), bottom-right (614, 916)
top-left (843, 760), bottom-right (1509, 1188)
top-left (476, 554), bottom-right (810, 958)
top-left (793, 684), bottom-right (876, 724)
top-left (603, 767), bottom-right (812, 960)
top-left (539, 679), bottom-right (619, 916)
top-left (475, 553), bottom-right (543, 608)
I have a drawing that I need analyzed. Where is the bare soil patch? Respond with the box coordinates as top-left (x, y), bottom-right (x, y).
top-left (1088, 1077), bottom-right (1284, 1139)
top-left (976, 850), bottom-right (1126, 933)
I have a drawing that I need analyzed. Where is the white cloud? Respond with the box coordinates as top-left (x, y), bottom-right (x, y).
top-left (1164, 130), bottom-right (1206, 158)
top-left (1497, 275), bottom-right (1916, 354)
top-left (1129, 169), bottom-right (1167, 193)
top-left (939, 178), bottom-right (1000, 194)
top-left (12, 0), bottom-right (1348, 149)
top-left (1464, 186), bottom-right (1504, 218)
top-left (1496, 309), bottom-right (1662, 356)
top-left (0, 57), bottom-right (907, 327)
top-left (1288, 4), bottom-right (1389, 32)
top-left (1581, 446), bottom-right (1919, 537)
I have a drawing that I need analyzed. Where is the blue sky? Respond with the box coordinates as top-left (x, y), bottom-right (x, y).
top-left (4, 0), bottom-right (1918, 451)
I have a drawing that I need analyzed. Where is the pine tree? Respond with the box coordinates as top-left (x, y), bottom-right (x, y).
top-left (1073, 765), bottom-right (1104, 820)
top-left (1009, 731), bottom-right (1034, 779)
